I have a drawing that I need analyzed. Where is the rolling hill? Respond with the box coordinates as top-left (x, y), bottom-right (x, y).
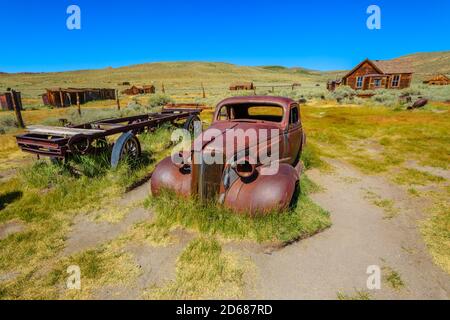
top-left (0, 51), bottom-right (448, 98)
top-left (389, 51), bottom-right (450, 77)
top-left (0, 62), bottom-right (319, 98)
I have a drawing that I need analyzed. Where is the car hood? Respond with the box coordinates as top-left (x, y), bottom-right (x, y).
top-left (192, 121), bottom-right (282, 160)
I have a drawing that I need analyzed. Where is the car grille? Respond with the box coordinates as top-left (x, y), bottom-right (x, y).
top-left (193, 153), bottom-right (224, 202)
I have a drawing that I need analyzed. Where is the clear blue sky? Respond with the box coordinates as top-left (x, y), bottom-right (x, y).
top-left (0, 0), bottom-right (449, 72)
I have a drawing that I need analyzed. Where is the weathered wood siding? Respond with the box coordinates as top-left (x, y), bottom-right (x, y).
top-left (343, 61), bottom-right (379, 89)
top-left (343, 61), bottom-right (412, 90)
top-left (395, 73), bottom-right (413, 89)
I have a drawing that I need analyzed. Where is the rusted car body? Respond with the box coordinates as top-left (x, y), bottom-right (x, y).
top-left (151, 96), bottom-right (306, 215)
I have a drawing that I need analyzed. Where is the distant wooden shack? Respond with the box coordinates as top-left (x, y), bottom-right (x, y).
top-left (326, 79), bottom-right (342, 91)
top-left (423, 74), bottom-right (450, 85)
top-left (143, 85), bottom-right (156, 94)
top-left (332, 59), bottom-right (413, 91)
top-left (121, 86), bottom-right (142, 95)
top-left (0, 91), bottom-right (23, 111)
top-left (229, 82), bottom-right (255, 91)
top-left (42, 88), bottom-right (116, 108)
top-left (122, 85), bottom-right (155, 95)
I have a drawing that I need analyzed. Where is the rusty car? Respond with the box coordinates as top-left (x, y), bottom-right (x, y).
top-left (150, 96), bottom-right (306, 215)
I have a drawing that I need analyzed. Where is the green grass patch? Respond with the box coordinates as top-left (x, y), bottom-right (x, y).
top-left (301, 143), bottom-right (327, 170)
top-left (144, 175), bottom-right (330, 244)
top-left (0, 242), bottom-right (139, 299)
top-left (0, 126), bottom-right (174, 298)
top-left (393, 168), bottom-right (445, 186)
top-left (421, 190), bottom-right (450, 274)
top-left (145, 237), bottom-right (245, 299)
top-left (364, 191), bottom-right (399, 219)
top-left (337, 290), bottom-right (371, 300)
top-left (383, 266), bottom-right (405, 290)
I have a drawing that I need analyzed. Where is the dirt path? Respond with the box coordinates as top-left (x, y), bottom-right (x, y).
top-left (235, 159), bottom-right (450, 299)
top-left (64, 182), bottom-right (152, 256)
top-left (63, 159), bottom-right (450, 299)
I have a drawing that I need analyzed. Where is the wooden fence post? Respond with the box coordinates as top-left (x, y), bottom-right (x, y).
top-left (115, 89), bottom-right (120, 110)
top-left (162, 83), bottom-right (166, 94)
top-left (76, 93), bottom-right (81, 116)
top-left (59, 89), bottom-right (64, 108)
top-left (11, 90), bottom-right (25, 129)
top-left (201, 83), bottom-right (206, 98)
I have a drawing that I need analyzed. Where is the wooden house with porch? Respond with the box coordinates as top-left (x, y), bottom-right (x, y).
top-left (340, 59), bottom-right (413, 90)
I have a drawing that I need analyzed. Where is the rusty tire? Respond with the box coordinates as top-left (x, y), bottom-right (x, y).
top-left (183, 115), bottom-right (200, 136)
top-left (68, 134), bottom-right (93, 155)
top-left (111, 131), bottom-right (141, 169)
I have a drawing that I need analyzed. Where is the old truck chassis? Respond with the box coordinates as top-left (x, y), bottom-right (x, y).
top-left (15, 109), bottom-right (201, 166)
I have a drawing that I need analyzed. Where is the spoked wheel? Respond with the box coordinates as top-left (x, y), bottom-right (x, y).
top-left (111, 132), bottom-right (141, 169)
top-left (183, 114), bottom-right (201, 136)
top-left (68, 134), bottom-right (92, 155)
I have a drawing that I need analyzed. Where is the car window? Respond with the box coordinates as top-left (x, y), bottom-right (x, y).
top-left (217, 105), bottom-right (283, 123)
top-left (290, 105), bottom-right (299, 124)
top-left (244, 106), bottom-right (283, 122)
top-left (218, 107), bottom-right (229, 120)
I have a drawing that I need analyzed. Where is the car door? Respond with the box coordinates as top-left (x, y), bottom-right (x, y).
top-left (286, 104), bottom-right (303, 165)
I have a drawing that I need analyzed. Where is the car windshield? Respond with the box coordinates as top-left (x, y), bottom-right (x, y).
top-left (217, 104), bottom-right (284, 123)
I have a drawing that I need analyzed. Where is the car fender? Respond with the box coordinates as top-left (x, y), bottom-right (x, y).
top-left (150, 156), bottom-right (191, 197)
top-left (223, 163), bottom-right (299, 215)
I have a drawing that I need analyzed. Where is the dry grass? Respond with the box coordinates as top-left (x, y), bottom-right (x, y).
top-left (364, 190), bottom-right (399, 220)
top-left (420, 187), bottom-right (450, 274)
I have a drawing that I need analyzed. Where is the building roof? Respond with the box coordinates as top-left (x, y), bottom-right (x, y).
top-left (363, 73), bottom-right (388, 77)
top-left (343, 58), bottom-right (414, 79)
top-left (371, 59), bottom-right (414, 74)
top-left (424, 74), bottom-right (450, 82)
top-left (230, 82), bottom-right (253, 86)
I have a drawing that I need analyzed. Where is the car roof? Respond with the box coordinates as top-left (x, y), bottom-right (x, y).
top-left (216, 96), bottom-right (296, 109)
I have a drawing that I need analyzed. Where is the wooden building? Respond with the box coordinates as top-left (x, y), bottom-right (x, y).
top-left (423, 74), bottom-right (450, 85)
top-left (0, 91), bottom-right (23, 111)
top-left (143, 85), bottom-right (156, 94)
top-left (229, 82), bottom-right (255, 91)
top-left (339, 59), bottom-right (413, 90)
top-left (42, 88), bottom-right (116, 108)
top-left (121, 85), bottom-right (155, 95)
top-left (326, 79), bottom-right (342, 91)
top-left (121, 86), bottom-right (142, 95)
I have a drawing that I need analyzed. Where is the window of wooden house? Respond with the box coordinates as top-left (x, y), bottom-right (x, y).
top-left (391, 74), bottom-right (401, 87)
top-left (374, 78), bottom-right (382, 87)
top-left (356, 76), bottom-right (363, 88)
